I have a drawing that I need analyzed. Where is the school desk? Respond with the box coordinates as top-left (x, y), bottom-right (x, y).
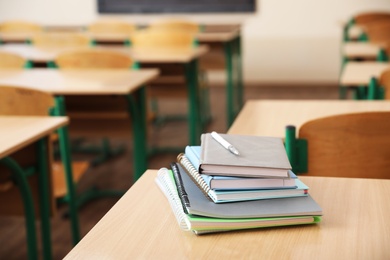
top-left (0, 69), bottom-right (158, 180)
top-left (228, 100), bottom-right (390, 137)
top-left (340, 61), bottom-right (390, 87)
top-left (342, 42), bottom-right (383, 60)
top-left (0, 116), bottom-right (68, 260)
top-left (63, 169), bottom-right (390, 259)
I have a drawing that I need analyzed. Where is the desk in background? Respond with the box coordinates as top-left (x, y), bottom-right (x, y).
top-left (0, 69), bottom-right (159, 180)
top-left (63, 169), bottom-right (390, 259)
top-left (0, 23), bottom-right (244, 128)
top-left (0, 44), bottom-right (208, 146)
top-left (228, 100), bottom-right (390, 137)
top-left (0, 116), bottom-right (68, 260)
top-left (342, 42), bottom-right (383, 60)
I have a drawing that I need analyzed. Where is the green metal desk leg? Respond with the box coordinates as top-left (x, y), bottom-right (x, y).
top-left (53, 96), bottom-right (80, 245)
top-left (235, 35), bottom-right (244, 111)
top-left (185, 59), bottom-right (201, 145)
top-left (0, 157), bottom-right (38, 260)
top-left (36, 138), bottom-right (52, 260)
top-left (224, 40), bottom-right (235, 128)
top-left (368, 77), bottom-right (379, 100)
top-left (125, 87), bottom-right (148, 181)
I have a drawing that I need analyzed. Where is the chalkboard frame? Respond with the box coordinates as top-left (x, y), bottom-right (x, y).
top-left (97, 0), bottom-right (256, 14)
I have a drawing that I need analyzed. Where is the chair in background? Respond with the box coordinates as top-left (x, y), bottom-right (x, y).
top-left (285, 112), bottom-right (390, 178)
top-left (54, 49), bottom-right (134, 166)
top-left (379, 68), bottom-right (390, 99)
top-left (0, 51), bottom-right (31, 68)
top-left (344, 12), bottom-right (390, 41)
top-left (31, 32), bottom-right (91, 48)
top-left (0, 20), bottom-right (42, 44)
top-left (131, 28), bottom-right (212, 137)
top-left (148, 18), bottom-right (200, 34)
top-left (0, 85), bottom-right (87, 247)
top-left (86, 20), bottom-right (136, 46)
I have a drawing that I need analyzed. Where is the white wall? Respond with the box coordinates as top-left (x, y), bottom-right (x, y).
top-left (1, 0), bottom-right (390, 85)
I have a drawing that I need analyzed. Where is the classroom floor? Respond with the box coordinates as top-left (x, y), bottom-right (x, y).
top-left (0, 84), bottom-right (338, 259)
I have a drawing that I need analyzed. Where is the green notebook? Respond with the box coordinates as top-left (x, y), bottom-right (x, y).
top-left (155, 166), bottom-right (322, 234)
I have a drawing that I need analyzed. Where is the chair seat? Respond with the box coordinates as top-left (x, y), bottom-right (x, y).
top-left (52, 161), bottom-right (89, 198)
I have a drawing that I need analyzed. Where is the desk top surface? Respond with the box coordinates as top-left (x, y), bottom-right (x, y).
top-left (64, 169), bottom-right (390, 259)
top-left (0, 27), bottom-right (240, 43)
top-left (0, 116), bottom-right (68, 158)
top-left (0, 44), bottom-right (209, 63)
top-left (0, 69), bottom-right (159, 95)
top-left (343, 42), bottom-right (383, 58)
top-left (339, 61), bottom-right (390, 86)
top-left (228, 100), bottom-right (390, 137)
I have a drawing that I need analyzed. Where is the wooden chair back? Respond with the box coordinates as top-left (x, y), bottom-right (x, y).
top-left (379, 68), bottom-right (390, 99)
top-left (0, 52), bottom-right (27, 68)
top-left (87, 20), bottom-right (136, 34)
top-left (148, 19), bottom-right (199, 34)
top-left (364, 21), bottom-right (390, 43)
top-left (131, 29), bottom-right (195, 50)
top-left (0, 86), bottom-right (54, 115)
top-left (298, 112), bottom-right (390, 179)
top-left (353, 12), bottom-right (390, 25)
top-left (31, 32), bottom-right (91, 48)
top-left (0, 85), bottom-right (55, 216)
top-left (0, 20), bottom-right (42, 33)
top-left (55, 49), bottom-right (134, 69)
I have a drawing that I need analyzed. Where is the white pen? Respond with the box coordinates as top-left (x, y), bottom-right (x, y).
top-left (211, 131), bottom-right (240, 156)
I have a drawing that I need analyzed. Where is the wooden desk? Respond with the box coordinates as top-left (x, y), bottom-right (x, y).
top-left (63, 169), bottom-right (390, 259)
top-left (342, 42), bottom-right (382, 60)
top-left (340, 61), bottom-right (390, 86)
top-left (0, 69), bottom-right (159, 180)
top-left (0, 116), bottom-right (68, 260)
top-left (228, 100), bottom-right (390, 137)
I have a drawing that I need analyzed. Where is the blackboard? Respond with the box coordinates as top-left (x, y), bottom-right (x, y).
top-left (97, 0), bottom-right (256, 14)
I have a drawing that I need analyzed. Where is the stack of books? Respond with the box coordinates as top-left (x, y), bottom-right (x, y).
top-left (155, 133), bottom-right (322, 234)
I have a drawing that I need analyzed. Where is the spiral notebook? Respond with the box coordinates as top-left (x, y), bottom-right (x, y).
top-left (177, 153), bottom-right (308, 203)
top-left (155, 167), bottom-right (322, 234)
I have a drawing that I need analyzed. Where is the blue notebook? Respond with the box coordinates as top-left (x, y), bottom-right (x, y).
top-left (185, 146), bottom-right (297, 191)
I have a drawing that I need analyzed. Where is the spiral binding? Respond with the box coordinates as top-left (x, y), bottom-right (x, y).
top-left (177, 153), bottom-right (214, 201)
top-left (156, 168), bottom-right (191, 231)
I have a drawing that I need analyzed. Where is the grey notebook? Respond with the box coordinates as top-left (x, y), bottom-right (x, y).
top-left (200, 133), bottom-right (292, 178)
top-left (177, 163), bottom-right (322, 219)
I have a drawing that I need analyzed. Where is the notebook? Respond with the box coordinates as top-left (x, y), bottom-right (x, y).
top-left (178, 154), bottom-right (306, 203)
top-left (155, 167), bottom-right (322, 234)
top-left (200, 133), bottom-right (292, 178)
top-left (185, 146), bottom-right (297, 190)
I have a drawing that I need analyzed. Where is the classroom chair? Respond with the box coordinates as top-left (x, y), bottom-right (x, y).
top-left (86, 20), bottom-right (136, 46)
top-left (379, 68), bottom-right (390, 99)
top-left (284, 112), bottom-right (390, 179)
top-left (0, 51), bottom-right (32, 68)
top-left (0, 20), bottom-right (42, 44)
top-left (148, 18), bottom-right (200, 34)
top-left (54, 48), bottom-right (135, 166)
top-left (31, 32), bottom-right (91, 48)
top-left (131, 29), bottom-right (211, 140)
top-left (344, 12), bottom-right (390, 41)
top-left (0, 85), bottom-right (87, 253)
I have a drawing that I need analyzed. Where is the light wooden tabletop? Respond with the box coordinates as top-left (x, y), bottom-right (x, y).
top-left (0, 44), bottom-right (209, 64)
top-left (339, 61), bottom-right (390, 86)
top-left (0, 69), bottom-right (159, 95)
top-left (342, 42), bottom-right (383, 59)
top-left (0, 116), bottom-right (68, 158)
top-left (64, 169), bottom-right (390, 259)
top-left (228, 100), bottom-right (390, 137)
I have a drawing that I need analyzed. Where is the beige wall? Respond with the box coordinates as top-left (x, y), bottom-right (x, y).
top-left (1, 0), bottom-right (390, 85)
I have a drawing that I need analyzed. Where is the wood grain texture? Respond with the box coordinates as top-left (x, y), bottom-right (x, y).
top-left (0, 52), bottom-right (26, 68)
top-left (64, 170), bottom-right (390, 260)
top-left (299, 112), bottom-right (390, 178)
top-left (228, 100), bottom-right (390, 137)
